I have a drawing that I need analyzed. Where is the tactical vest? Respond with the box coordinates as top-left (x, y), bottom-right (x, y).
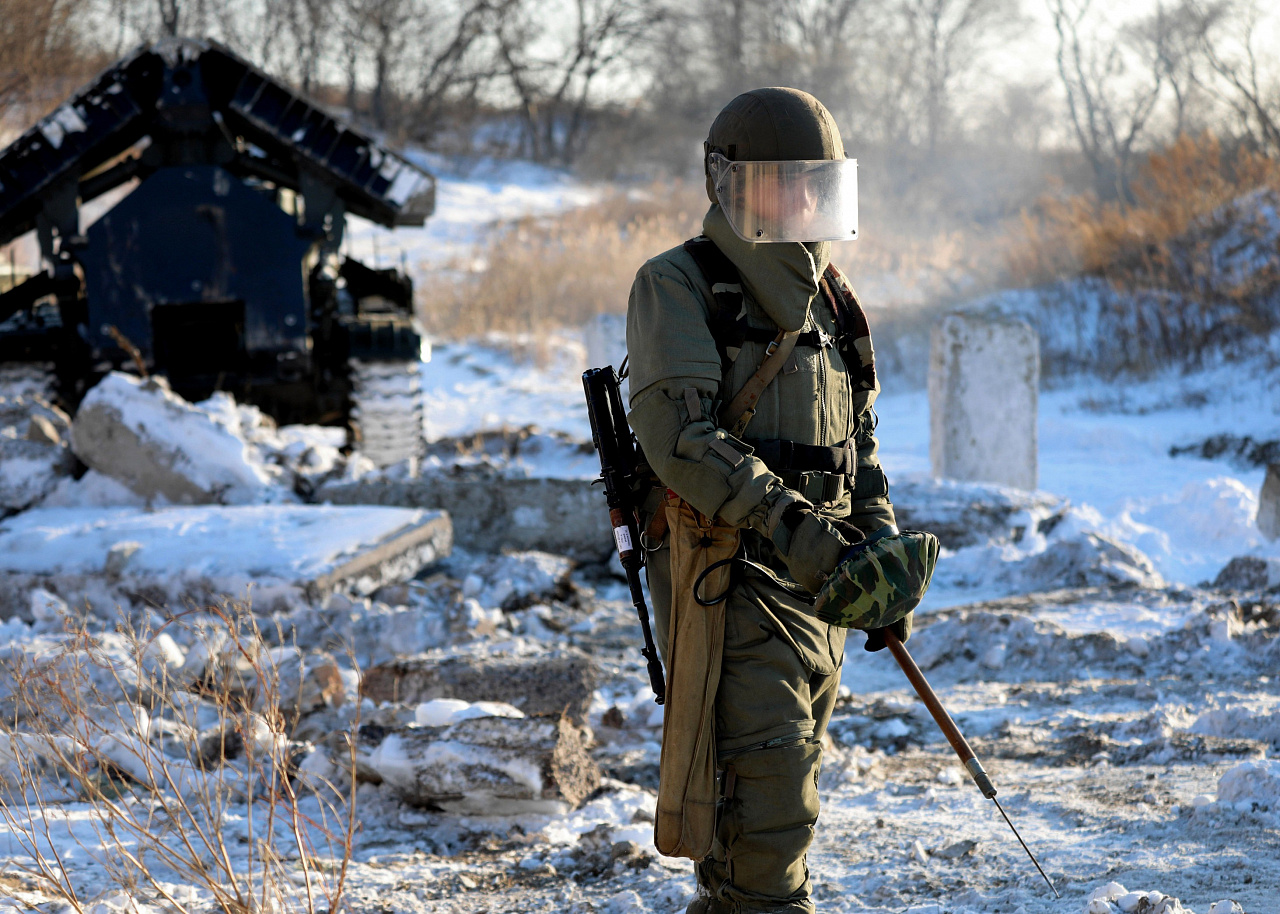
top-left (681, 236), bottom-right (886, 507)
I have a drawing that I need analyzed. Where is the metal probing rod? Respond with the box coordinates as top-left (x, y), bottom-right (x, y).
top-left (882, 629), bottom-right (1060, 899)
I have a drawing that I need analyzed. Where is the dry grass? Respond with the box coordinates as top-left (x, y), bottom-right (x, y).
top-left (1007, 133), bottom-right (1280, 286)
top-left (416, 178), bottom-right (994, 350)
top-left (416, 180), bottom-right (706, 341)
top-left (0, 605), bottom-right (359, 913)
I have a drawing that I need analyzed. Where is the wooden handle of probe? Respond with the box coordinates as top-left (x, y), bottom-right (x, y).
top-left (883, 629), bottom-right (997, 798)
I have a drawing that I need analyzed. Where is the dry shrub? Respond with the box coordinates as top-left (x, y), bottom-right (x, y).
top-left (0, 606), bottom-right (359, 913)
top-left (1002, 133), bottom-right (1280, 375)
top-left (1007, 133), bottom-right (1280, 285)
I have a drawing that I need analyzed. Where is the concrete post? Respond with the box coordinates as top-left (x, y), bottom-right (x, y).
top-left (584, 312), bottom-right (629, 399)
top-left (929, 311), bottom-right (1040, 491)
top-left (1258, 464), bottom-right (1280, 541)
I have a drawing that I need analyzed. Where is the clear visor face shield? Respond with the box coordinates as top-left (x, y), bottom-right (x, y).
top-left (707, 152), bottom-right (859, 243)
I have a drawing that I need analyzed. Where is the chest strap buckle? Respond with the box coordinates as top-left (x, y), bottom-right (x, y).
top-left (794, 471), bottom-right (846, 505)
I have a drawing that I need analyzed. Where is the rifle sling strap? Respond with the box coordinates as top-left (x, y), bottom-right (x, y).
top-left (720, 328), bottom-right (800, 438)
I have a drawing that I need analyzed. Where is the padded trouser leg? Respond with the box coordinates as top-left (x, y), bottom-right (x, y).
top-left (700, 592), bottom-right (843, 913)
top-left (718, 742), bottom-right (822, 913)
top-left (660, 551), bottom-right (846, 913)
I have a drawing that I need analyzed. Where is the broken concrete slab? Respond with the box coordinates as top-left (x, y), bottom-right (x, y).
top-left (449, 550), bottom-right (575, 610)
top-left (70, 372), bottom-right (271, 504)
top-left (318, 466), bottom-right (610, 560)
top-left (0, 505), bottom-right (452, 613)
top-left (891, 476), bottom-right (1067, 550)
top-left (1214, 556), bottom-right (1280, 591)
top-left (929, 311), bottom-right (1039, 490)
top-left (358, 713), bottom-right (599, 813)
top-left (1012, 532), bottom-right (1164, 590)
top-left (1, 392), bottom-right (70, 439)
top-left (0, 437), bottom-right (75, 513)
top-left (419, 426), bottom-right (599, 480)
top-left (0, 362), bottom-right (56, 401)
top-left (1, 394), bottom-right (76, 513)
top-left (307, 513), bottom-right (452, 597)
top-left (26, 413), bottom-right (63, 446)
top-left (361, 649), bottom-right (596, 722)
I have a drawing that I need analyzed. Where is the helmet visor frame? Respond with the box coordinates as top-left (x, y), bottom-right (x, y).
top-left (708, 153), bottom-right (859, 243)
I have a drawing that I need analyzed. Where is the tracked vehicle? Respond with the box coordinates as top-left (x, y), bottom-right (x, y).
top-left (0, 38), bottom-right (434, 466)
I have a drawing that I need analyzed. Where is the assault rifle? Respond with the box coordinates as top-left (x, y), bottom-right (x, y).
top-left (583, 365), bottom-right (666, 704)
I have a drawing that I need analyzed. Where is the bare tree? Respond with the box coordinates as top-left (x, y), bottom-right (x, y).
top-left (1186, 0), bottom-right (1280, 154)
top-left (0, 0), bottom-right (101, 124)
top-left (338, 0), bottom-right (416, 129)
top-left (780, 0), bottom-right (866, 50)
top-left (156, 0), bottom-right (181, 36)
top-left (408, 0), bottom-right (516, 145)
top-left (101, 0), bottom-right (221, 47)
top-left (772, 0), bottom-right (872, 117)
top-left (745, 0), bottom-right (1025, 157)
top-left (208, 1), bottom-right (286, 72)
top-left (899, 0), bottom-right (1021, 154)
top-left (700, 0), bottom-right (757, 91)
top-left (340, 2), bottom-right (368, 116)
top-left (1049, 0), bottom-right (1165, 202)
top-left (284, 0), bottom-right (338, 95)
top-left (1123, 0), bottom-right (1223, 141)
top-left (1154, 2), bottom-right (1204, 137)
top-left (496, 0), bottom-right (657, 163)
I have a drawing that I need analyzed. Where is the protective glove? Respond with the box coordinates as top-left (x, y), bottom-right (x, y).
top-left (775, 505), bottom-right (864, 593)
top-left (863, 614), bottom-right (913, 652)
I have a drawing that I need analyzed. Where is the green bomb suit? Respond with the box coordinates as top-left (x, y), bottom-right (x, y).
top-left (626, 198), bottom-right (896, 913)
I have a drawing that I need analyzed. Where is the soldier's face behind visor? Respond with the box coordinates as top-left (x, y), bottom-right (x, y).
top-left (708, 153), bottom-right (859, 243)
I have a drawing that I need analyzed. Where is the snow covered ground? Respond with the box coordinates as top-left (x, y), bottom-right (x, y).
top-left (417, 332), bottom-right (1280, 596)
top-left (877, 358), bottom-right (1280, 601)
top-left (379, 323), bottom-right (1280, 914)
top-left (2, 158), bottom-right (1278, 913)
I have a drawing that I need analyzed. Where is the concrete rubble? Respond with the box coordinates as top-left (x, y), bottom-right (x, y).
top-left (1213, 555), bottom-right (1280, 591)
top-left (70, 372), bottom-right (273, 505)
top-left (0, 505), bottom-right (453, 616)
top-left (323, 457), bottom-right (1081, 560)
top-left (319, 465), bottom-right (612, 560)
top-left (929, 310), bottom-right (1040, 490)
top-left (1012, 531), bottom-right (1164, 589)
top-left (357, 712), bottom-right (600, 813)
top-left (449, 550), bottom-right (575, 610)
top-left (362, 648), bottom-right (597, 722)
top-left (0, 393), bottom-right (75, 513)
top-left (891, 476), bottom-right (1066, 549)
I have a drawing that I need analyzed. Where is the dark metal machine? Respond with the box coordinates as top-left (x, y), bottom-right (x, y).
top-left (0, 38), bottom-right (434, 462)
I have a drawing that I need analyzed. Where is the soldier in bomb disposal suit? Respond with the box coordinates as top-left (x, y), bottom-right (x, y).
top-left (625, 87), bottom-right (909, 914)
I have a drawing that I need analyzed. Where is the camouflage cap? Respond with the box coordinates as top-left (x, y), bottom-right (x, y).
top-left (814, 530), bottom-right (940, 629)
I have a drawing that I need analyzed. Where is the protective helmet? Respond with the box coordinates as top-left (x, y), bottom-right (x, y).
top-left (704, 87), bottom-right (858, 243)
